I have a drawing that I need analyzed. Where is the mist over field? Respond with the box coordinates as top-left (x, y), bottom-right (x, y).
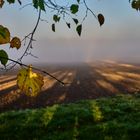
top-left (28, 38), bottom-right (140, 65)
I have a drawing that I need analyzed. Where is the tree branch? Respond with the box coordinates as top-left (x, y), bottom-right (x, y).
top-left (0, 56), bottom-right (65, 86)
top-left (83, 0), bottom-right (97, 19)
top-left (6, 8), bottom-right (42, 70)
top-left (20, 8), bottom-right (41, 60)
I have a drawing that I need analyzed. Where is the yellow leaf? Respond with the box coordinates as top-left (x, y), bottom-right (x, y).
top-left (10, 37), bottom-right (21, 49)
top-left (0, 25), bottom-right (10, 45)
top-left (17, 66), bottom-right (44, 96)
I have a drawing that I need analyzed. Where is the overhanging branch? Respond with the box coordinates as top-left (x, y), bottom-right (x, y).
top-left (0, 56), bottom-right (65, 86)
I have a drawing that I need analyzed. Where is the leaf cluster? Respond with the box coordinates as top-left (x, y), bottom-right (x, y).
top-left (49, 1), bottom-right (105, 36)
top-left (0, 25), bottom-right (21, 66)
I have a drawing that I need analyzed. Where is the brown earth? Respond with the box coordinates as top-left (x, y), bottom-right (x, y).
top-left (0, 61), bottom-right (140, 112)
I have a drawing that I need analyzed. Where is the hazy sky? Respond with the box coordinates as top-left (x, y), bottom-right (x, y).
top-left (0, 0), bottom-right (140, 64)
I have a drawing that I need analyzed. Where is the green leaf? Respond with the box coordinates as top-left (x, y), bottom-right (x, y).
top-left (70, 4), bottom-right (79, 14)
top-left (66, 23), bottom-right (71, 29)
top-left (0, 49), bottom-right (8, 66)
top-left (52, 24), bottom-right (55, 32)
top-left (73, 18), bottom-right (79, 25)
top-left (7, 0), bottom-right (15, 4)
top-left (77, 0), bottom-right (80, 3)
top-left (33, 0), bottom-right (38, 9)
top-left (97, 14), bottom-right (105, 26)
top-left (53, 15), bottom-right (58, 22)
top-left (33, 0), bottom-right (45, 11)
top-left (76, 24), bottom-right (82, 36)
top-left (53, 15), bottom-right (60, 22)
top-left (39, 0), bottom-right (45, 11)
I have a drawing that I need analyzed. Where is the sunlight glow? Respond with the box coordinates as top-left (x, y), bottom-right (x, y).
top-left (101, 73), bottom-right (125, 81)
top-left (0, 80), bottom-right (16, 91)
top-left (42, 105), bottom-right (59, 126)
top-left (0, 76), bottom-right (16, 83)
top-left (90, 103), bottom-right (103, 122)
top-left (97, 80), bottom-right (119, 93)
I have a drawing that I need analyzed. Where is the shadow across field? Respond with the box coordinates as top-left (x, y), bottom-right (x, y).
top-left (0, 61), bottom-right (140, 112)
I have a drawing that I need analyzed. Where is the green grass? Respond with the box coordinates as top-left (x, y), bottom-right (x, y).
top-left (0, 94), bottom-right (140, 140)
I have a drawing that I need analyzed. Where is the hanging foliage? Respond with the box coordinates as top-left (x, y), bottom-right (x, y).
top-left (17, 65), bottom-right (44, 97)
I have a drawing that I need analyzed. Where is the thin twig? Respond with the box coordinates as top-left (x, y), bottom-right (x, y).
top-left (0, 56), bottom-right (65, 86)
top-left (6, 8), bottom-right (42, 70)
top-left (20, 9), bottom-right (41, 60)
top-left (83, 0), bottom-right (97, 19)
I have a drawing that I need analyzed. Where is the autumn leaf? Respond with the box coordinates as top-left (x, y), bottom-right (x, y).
top-left (0, 0), bottom-right (4, 8)
top-left (10, 37), bottom-right (21, 49)
top-left (17, 66), bottom-right (44, 96)
top-left (0, 25), bottom-right (10, 45)
top-left (98, 14), bottom-right (105, 26)
top-left (131, 0), bottom-right (140, 11)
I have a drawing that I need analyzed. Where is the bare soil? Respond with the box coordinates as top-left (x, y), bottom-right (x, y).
top-left (0, 61), bottom-right (140, 112)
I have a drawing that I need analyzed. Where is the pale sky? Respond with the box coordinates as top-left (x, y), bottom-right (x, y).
top-left (0, 0), bottom-right (140, 64)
